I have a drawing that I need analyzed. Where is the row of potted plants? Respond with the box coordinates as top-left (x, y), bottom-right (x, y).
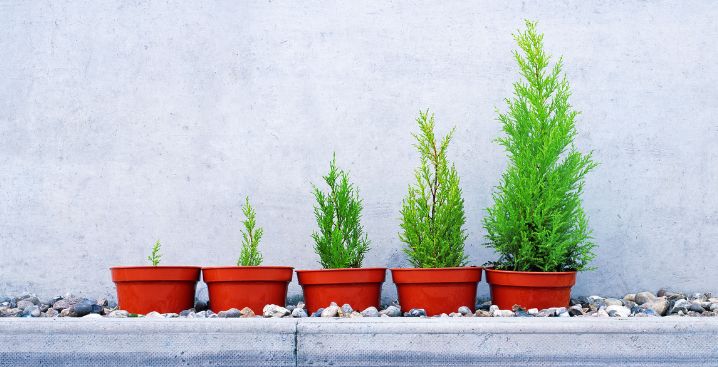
top-left (111, 21), bottom-right (597, 317)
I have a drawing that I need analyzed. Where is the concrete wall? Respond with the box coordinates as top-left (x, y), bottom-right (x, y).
top-left (1, 1), bottom-right (717, 300)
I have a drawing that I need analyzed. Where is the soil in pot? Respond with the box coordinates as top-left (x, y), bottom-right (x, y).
top-left (485, 268), bottom-right (576, 310)
top-left (202, 266), bottom-right (293, 313)
top-left (296, 268), bottom-right (386, 314)
top-left (391, 267), bottom-right (482, 316)
top-left (110, 266), bottom-right (201, 314)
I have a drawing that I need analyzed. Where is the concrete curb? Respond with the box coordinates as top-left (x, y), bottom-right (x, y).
top-left (1, 318), bottom-right (717, 366)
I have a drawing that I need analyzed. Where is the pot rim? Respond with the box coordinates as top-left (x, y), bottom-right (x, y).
top-left (202, 266), bottom-right (294, 270)
top-left (296, 267), bottom-right (386, 285)
top-left (484, 267), bottom-right (577, 275)
top-left (295, 267), bottom-right (387, 273)
top-left (110, 266), bottom-right (202, 270)
top-left (391, 266), bottom-right (482, 284)
top-left (390, 266), bottom-right (483, 272)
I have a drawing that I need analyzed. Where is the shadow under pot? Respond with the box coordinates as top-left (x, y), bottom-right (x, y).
top-left (202, 266), bottom-right (294, 314)
top-left (390, 267), bottom-right (483, 316)
top-left (110, 266), bottom-right (201, 314)
top-left (296, 268), bottom-right (386, 314)
top-left (484, 268), bottom-right (577, 310)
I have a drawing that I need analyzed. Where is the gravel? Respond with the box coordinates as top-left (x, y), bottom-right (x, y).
top-left (2, 288), bottom-right (716, 319)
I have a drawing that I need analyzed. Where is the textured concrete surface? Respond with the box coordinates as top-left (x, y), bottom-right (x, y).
top-left (1, 1), bottom-right (717, 300)
top-left (0, 318), bottom-right (297, 366)
top-left (1, 318), bottom-right (717, 366)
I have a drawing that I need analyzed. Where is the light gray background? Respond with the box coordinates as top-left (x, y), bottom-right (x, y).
top-left (1, 1), bottom-right (717, 301)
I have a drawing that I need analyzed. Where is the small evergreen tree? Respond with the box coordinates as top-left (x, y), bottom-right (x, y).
top-left (238, 197), bottom-right (263, 266)
top-left (483, 20), bottom-right (597, 272)
top-left (312, 155), bottom-right (370, 269)
top-left (399, 110), bottom-right (468, 268)
top-left (147, 240), bottom-right (161, 266)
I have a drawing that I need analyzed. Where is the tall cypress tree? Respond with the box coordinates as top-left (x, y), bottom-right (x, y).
top-left (484, 21), bottom-right (597, 272)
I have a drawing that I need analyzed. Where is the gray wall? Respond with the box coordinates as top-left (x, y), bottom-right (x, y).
top-left (1, 0), bottom-right (717, 301)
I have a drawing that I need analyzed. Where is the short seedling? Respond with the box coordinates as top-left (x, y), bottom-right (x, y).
top-left (238, 197), bottom-right (264, 266)
top-left (147, 240), bottom-right (161, 266)
top-left (483, 20), bottom-right (597, 272)
top-left (399, 110), bottom-right (468, 268)
top-left (312, 155), bottom-right (370, 269)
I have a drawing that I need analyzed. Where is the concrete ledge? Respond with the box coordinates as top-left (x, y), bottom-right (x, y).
top-left (1, 318), bottom-right (717, 366)
top-left (297, 318), bottom-right (718, 366)
top-left (0, 318), bottom-right (297, 367)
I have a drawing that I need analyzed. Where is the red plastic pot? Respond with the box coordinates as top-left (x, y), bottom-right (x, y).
top-left (391, 267), bottom-right (483, 316)
top-left (296, 268), bottom-right (386, 313)
top-left (202, 266), bottom-right (293, 313)
top-left (110, 266), bottom-right (201, 314)
top-left (485, 268), bottom-right (576, 310)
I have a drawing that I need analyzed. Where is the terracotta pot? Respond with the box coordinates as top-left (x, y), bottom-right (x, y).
top-left (391, 267), bottom-right (483, 316)
top-left (110, 266), bottom-right (201, 314)
top-left (202, 266), bottom-right (294, 313)
top-left (296, 268), bottom-right (386, 313)
top-left (485, 268), bottom-right (577, 310)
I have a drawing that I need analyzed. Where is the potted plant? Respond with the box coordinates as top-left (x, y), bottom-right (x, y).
top-left (391, 110), bottom-right (482, 316)
top-left (483, 20), bottom-right (598, 310)
top-left (296, 156), bottom-right (386, 314)
top-left (202, 198), bottom-right (293, 313)
top-left (110, 240), bottom-right (201, 314)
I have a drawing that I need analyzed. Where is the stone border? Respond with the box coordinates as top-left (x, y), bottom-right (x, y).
top-left (1, 318), bottom-right (717, 366)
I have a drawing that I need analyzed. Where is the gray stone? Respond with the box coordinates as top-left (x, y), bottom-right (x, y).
top-left (218, 308), bottom-right (242, 318)
top-left (634, 292), bottom-right (656, 305)
top-left (604, 298), bottom-right (623, 307)
top-left (341, 304), bottom-right (353, 315)
top-left (493, 310), bottom-right (515, 317)
top-left (320, 305), bottom-right (340, 318)
top-left (312, 308), bottom-right (324, 317)
top-left (379, 305), bottom-right (401, 317)
top-left (569, 308), bottom-right (584, 317)
top-left (263, 304), bottom-right (290, 318)
top-left (458, 306), bottom-right (472, 316)
top-left (16, 300), bottom-right (35, 310)
top-left (670, 299), bottom-right (690, 314)
top-left (689, 303), bottom-right (705, 313)
top-left (194, 300), bottom-right (208, 312)
top-left (52, 299), bottom-right (71, 311)
top-left (43, 308), bottom-right (59, 317)
top-left (107, 310), bottom-right (128, 318)
top-left (165, 313), bottom-right (179, 318)
top-left (348, 311), bottom-right (363, 318)
top-left (360, 307), bottom-right (379, 317)
top-left (474, 310), bottom-right (492, 317)
top-left (179, 309), bottom-right (194, 317)
top-left (291, 308), bottom-right (308, 318)
top-left (240, 307), bottom-right (255, 318)
top-left (489, 305), bottom-right (499, 313)
top-left (605, 305), bottom-right (631, 317)
top-left (642, 297), bottom-right (669, 316)
top-left (623, 294), bottom-right (636, 302)
top-left (68, 302), bottom-right (93, 317)
top-left (195, 311), bottom-right (208, 318)
top-left (405, 308), bottom-right (426, 317)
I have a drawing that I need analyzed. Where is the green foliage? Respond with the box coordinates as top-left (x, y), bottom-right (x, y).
top-left (238, 197), bottom-right (264, 266)
top-left (147, 240), bottom-right (161, 266)
top-left (399, 110), bottom-right (468, 268)
top-left (483, 20), bottom-right (598, 272)
top-left (311, 155), bottom-right (370, 269)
